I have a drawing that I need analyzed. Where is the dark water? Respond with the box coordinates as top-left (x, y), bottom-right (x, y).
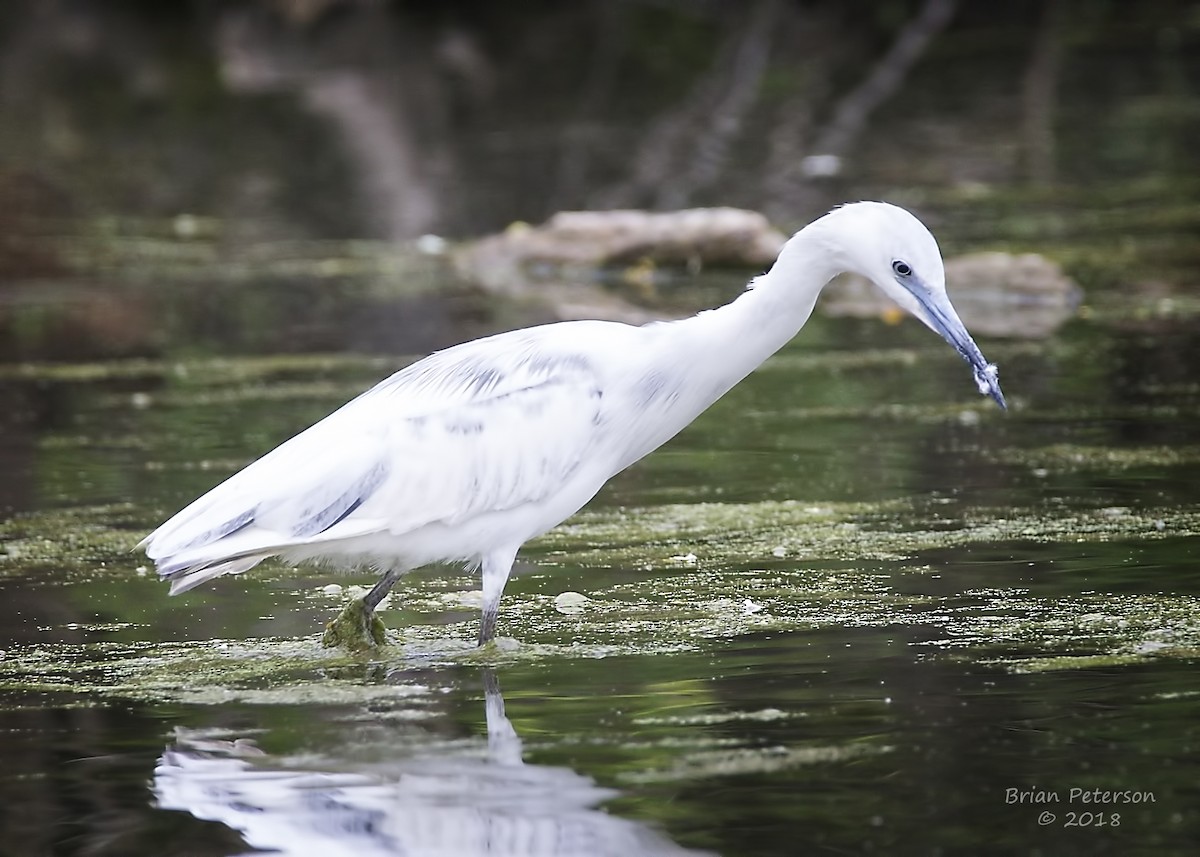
top-left (1, 272), bottom-right (1199, 856)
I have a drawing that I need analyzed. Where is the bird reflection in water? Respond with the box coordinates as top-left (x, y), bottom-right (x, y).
top-left (153, 671), bottom-right (708, 856)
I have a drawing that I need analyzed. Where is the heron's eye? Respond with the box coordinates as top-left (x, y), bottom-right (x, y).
top-left (892, 260), bottom-right (913, 277)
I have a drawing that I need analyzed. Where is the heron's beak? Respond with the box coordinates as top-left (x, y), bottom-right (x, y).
top-left (906, 278), bottom-right (1007, 410)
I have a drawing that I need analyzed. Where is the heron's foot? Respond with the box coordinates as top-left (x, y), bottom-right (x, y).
top-left (322, 596), bottom-right (388, 652)
top-left (474, 635), bottom-right (521, 653)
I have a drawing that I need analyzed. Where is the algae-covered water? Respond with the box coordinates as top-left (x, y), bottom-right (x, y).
top-left (1, 271), bottom-right (1199, 856)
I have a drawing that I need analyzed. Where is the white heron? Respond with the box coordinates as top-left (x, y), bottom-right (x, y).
top-left (140, 202), bottom-right (1006, 649)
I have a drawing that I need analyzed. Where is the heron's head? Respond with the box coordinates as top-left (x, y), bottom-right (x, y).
top-left (816, 202), bottom-right (1006, 409)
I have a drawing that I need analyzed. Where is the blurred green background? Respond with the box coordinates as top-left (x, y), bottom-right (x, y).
top-left (1, 0), bottom-right (1197, 361)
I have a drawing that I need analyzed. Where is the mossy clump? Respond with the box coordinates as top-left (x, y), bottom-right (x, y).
top-left (321, 596), bottom-right (389, 652)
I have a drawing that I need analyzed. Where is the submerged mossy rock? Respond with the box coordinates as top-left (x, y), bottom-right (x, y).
top-left (321, 596), bottom-right (389, 652)
top-left (460, 208), bottom-right (785, 279)
top-left (454, 208), bottom-right (787, 322)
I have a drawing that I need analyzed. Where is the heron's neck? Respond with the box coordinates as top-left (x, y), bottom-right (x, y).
top-left (681, 228), bottom-right (843, 393)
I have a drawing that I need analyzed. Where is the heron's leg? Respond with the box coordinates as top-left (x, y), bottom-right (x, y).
top-left (363, 568), bottom-right (403, 611)
top-left (478, 547), bottom-right (518, 646)
top-left (482, 669), bottom-right (523, 765)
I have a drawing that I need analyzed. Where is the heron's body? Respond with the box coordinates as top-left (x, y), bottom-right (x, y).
top-left (141, 202), bottom-right (1005, 646)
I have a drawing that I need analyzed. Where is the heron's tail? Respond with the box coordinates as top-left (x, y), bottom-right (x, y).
top-left (143, 514), bottom-right (388, 595)
top-left (162, 556), bottom-right (266, 594)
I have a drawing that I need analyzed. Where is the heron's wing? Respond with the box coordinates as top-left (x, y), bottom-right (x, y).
top-left (141, 332), bottom-right (609, 590)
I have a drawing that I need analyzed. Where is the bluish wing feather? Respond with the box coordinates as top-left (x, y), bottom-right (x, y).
top-left (166, 508), bottom-right (256, 555)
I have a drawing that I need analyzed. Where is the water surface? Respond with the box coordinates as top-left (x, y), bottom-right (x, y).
top-left (1, 274), bottom-right (1198, 856)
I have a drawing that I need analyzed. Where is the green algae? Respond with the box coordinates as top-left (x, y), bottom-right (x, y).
top-left (758, 340), bottom-right (1049, 376)
top-left (0, 636), bottom-right (431, 706)
top-left (3, 498), bottom-right (1198, 669)
top-left (927, 590), bottom-right (1200, 671)
top-left (1002, 651), bottom-right (1200, 673)
top-left (61, 228), bottom-right (453, 292)
top-left (632, 708), bottom-right (799, 726)
top-left (618, 741), bottom-right (892, 784)
top-left (0, 353), bottom-right (402, 385)
top-left (1, 544), bottom-right (1195, 706)
top-left (122, 379), bottom-right (375, 410)
top-left (0, 503), bottom-right (143, 578)
top-left (321, 596), bottom-right (389, 652)
top-left (0, 629), bottom-right (694, 707)
top-left (984, 443), bottom-right (1200, 473)
top-left (7, 495), bottom-right (1192, 580)
top-left (531, 499), bottom-right (1200, 568)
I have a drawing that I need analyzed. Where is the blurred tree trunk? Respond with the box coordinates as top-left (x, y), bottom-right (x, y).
top-left (764, 0), bottom-right (955, 220)
top-left (761, 6), bottom-right (837, 222)
top-left (1022, 0), bottom-right (1064, 184)
top-left (216, 3), bottom-right (455, 240)
top-left (553, 3), bottom-right (627, 210)
top-left (302, 72), bottom-right (439, 240)
top-left (594, 0), bottom-right (780, 210)
top-left (808, 0), bottom-right (958, 159)
top-left (656, 0), bottom-right (781, 209)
